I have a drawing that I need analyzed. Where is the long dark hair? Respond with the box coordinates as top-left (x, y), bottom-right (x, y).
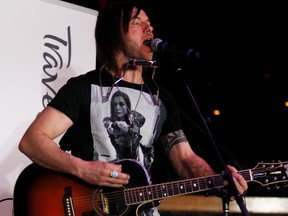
top-left (95, 2), bottom-right (141, 70)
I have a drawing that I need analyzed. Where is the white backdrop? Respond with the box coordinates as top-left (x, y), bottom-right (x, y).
top-left (0, 0), bottom-right (98, 215)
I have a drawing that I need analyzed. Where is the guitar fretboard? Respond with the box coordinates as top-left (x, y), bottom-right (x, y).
top-left (125, 169), bottom-right (252, 205)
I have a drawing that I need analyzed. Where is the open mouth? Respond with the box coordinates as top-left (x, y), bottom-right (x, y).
top-left (143, 39), bottom-right (152, 47)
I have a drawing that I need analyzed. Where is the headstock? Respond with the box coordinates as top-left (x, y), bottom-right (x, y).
top-left (250, 161), bottom-right (288, 189)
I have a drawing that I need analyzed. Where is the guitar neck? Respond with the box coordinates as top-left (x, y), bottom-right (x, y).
top-left (125, 169), bottom-right (251, 205)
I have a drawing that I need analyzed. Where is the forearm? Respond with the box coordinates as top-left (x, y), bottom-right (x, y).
top-left (19, 128), bottom-right (82, 176)
top-left (169, 141), bottom-right (215, 179)
top-left (177, 154), bottom-right (215, 178)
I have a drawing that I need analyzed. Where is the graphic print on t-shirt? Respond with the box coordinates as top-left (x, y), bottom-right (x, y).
top-left (91, 84), bottom-right (161, 171)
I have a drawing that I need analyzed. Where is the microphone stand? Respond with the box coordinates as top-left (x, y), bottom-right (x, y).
top-left (175, 67), bottom-right (250, 216)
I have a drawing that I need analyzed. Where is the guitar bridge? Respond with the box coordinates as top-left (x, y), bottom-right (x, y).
top-left (63, 186), bottom-right (75, 216)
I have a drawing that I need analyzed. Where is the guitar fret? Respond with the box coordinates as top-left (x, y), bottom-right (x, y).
top-left (179, 182), bottom-right (186, 194)
top-left (201, 178), bottom-right (207, 190)
top-left (145, 186), bottom-right (153, 201)
top-left (186, 179), bottom-right (193, 193)
top-left (147, 187), bottom-right (153, 200)
top-left (150, 185), bottom-right (156, 200)
top-left (166, 183), bottom-right (172, 196)
top-left (133, 188), bottom-right (138, 203)
top-left (142, 186), bottom-right (149, 201)
top-left (191, 179), bottom-right (200, 191)
top-left (130, 188), bottom-right (136, 203)
top-left (202, 177), bottom-right (215, 190)
top-left (125, 188), bottom-right (130, 204)
top-left (155, 184), bottom-right (161, 199)
top-left (150, 186), bottom-right (156, 200)
top-left (169, 182), bottom-right (176, 196)
top-left (160, 185), bottom-right (165, 198)
top-left (157, 184), bottom-right (166, 199)
top-left (171, 182), bottom-right (179, 195)
top-left (137, 187), bottom-right (144, 202)
top-left (207, 177), bottom-right (215, 189)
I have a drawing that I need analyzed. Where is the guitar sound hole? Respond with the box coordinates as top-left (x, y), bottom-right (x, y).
top-left (92, 187), bottom-right (128, 215)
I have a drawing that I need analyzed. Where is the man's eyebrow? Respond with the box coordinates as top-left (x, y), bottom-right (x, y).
top-left (132, 15), bottom-right (151, 23)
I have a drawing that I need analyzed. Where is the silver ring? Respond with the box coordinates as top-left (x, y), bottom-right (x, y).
top-left (111, 170), bottom-right (118, 178)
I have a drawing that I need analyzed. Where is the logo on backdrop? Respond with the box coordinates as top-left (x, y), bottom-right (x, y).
top-left (41, 26), bottom-right (72, 108)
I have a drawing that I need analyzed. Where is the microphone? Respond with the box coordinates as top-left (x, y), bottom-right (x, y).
top-left (151, 38), bottom-right (200, 59)
top-left (128, 58), bottom-right (157, 67)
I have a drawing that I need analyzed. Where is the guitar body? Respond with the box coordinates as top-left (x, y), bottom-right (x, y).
top-left (13, 159), bottom-right (159, 216)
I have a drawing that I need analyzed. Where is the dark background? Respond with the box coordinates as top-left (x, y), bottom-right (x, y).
top-left (61, 0), bottom-right (288, 197)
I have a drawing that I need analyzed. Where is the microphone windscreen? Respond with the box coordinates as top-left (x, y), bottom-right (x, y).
top-left (151, 38), bottom-right (163, 52)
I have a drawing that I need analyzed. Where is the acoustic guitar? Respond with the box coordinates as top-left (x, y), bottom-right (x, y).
top-left (13, 159), bottom-right (288, 216)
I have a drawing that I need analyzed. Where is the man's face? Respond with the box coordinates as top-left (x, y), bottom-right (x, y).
top-left (123, 7), bottom-right (154, 61)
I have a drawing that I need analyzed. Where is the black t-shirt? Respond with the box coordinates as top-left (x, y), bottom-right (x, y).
top-left (48, 67), bottom-right (183, 173)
